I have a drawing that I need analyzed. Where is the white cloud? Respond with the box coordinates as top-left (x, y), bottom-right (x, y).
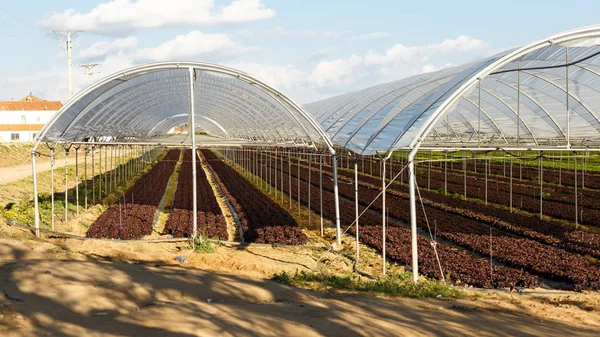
top-left (3, 33), bottom-right (494, 105)
top-left (309, 54), bottom-right (364, 88)
top-left (134, 31), bottom-right (254, 62)
top-left (39, 0), bottom-right (276, 35)
top-left (348, 32), bottom-right (389, 41)
top-left (217, 0), bottom-right (275, 23)
top-left (237, 27), bottom-right (344, 39)
top-left (267, 27), bottom-right (343, 39)
top-left (78, 36), bottom-right (138, 61)
top-left (307, 47), bottom-right (336, 62)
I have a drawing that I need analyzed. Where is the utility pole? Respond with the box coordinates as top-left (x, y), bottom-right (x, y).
top-left (80, 63), bottom-right (101, 84)
top-left (54, 30), bottom-right (84, 98)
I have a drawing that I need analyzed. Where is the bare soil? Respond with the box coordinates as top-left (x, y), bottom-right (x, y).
top-left (1, 228), bottom-right (599, 337)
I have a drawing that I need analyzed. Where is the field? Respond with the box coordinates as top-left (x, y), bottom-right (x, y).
top-left (2, 145), bottom-right (600, 336)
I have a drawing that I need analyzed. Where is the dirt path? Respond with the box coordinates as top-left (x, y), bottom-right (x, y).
top-left (1, 237), bottom-right (599, 337)
top-left (0, 160), bottom-right (67, 185)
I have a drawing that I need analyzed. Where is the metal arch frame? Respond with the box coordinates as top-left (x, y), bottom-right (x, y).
top-left (519, 70), bottom-right (600, 132)
top-left (32, 61), bottom-right (343, 250)
top-left (487, 77), bottom-right (567, 140)
top-left (146, 114), bottom-right (231, 138)
top-left (478, 87), bottom-right (539, 145)
top-left (457, 96), bottom-right (509, 143)
top-left (409, 25), bottom-right (600, 151)
top-left (34, 61), bottom-right (335, 153)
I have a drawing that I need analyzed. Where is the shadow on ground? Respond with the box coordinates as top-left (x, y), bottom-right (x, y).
top-left (0, 240), bottom-right (599, 337)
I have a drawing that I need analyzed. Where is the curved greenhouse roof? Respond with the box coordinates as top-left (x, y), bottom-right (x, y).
top-left (306, 25), bottom-right (600, 155)
top-left (37, 62), bottom-right (332, 149)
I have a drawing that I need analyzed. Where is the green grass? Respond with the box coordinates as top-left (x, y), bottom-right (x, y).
top-left (272, 270), bottom-right (468, 298)
top-left (190, 235), bottom-right (215, 254)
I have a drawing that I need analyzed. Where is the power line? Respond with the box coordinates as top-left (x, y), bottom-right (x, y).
top-left (0, 6), bottom-right (44, 39)
top-left (0, 5), bottom-right (41, 31)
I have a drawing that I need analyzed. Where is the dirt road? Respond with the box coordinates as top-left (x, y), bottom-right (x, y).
top-left (0, 160), bottom-right (67, 185)
top-left (1, 237), bottom-right (599, 337)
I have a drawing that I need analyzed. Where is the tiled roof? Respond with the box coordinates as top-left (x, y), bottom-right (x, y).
top-left (0, 94), bottom-right (62, 111)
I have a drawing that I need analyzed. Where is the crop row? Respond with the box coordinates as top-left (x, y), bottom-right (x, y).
top-left (202, 149), bottom-right (307, 245)
top-left (280, 153), bottom-right (600, 259)
top-left (261, 152), bottom-right (600, 290)
top-left (86, 149), bottom-right (180, 239)
top-left (243, 150), bottom-right (539, 288)
top-left (162, 150), bottom-right (228, 240)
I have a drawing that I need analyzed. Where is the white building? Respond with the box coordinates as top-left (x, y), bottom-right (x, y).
top-left (0, 94), bottom-right (62, 142)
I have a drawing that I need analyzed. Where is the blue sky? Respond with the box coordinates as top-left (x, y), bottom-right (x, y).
top-left (1, 0), bottom-right (599, 103)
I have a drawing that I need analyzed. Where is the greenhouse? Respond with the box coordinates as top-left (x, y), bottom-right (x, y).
top-left (29, 25), bottom-right (600, 287)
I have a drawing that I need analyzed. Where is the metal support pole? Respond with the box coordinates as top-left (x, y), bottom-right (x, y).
top-left (84, 147), bottom-right (88, 209)
top-left (92, 146), bottom-right (95, 205)
top-left (288, 151), bottom-right (292, 208)
top-left (99, 146), bottom-right (102, 200)
top-left (427, 152), bottom-right (431, 190)
top-left (408, 149), bottom-right (419, 283)
top-left (444, 152), bottom-right (448, 194)
top-left (354, 158), bottom-right (360, 268)
top-left (64, 149), bottom-right (69, 222)
top-left (308, 152), bottom-right (312, 224)
top-left (297, 154), bottom-right (301, 216)
top-left (319, 154), bottom-right (324, 237)
top-left (566, 47), bottom-right (571, 148)
top-left (51, 148), bottom-right (55, 230)
top-left (75, 147), bottom-right (79, 216)
top-left (382, 157), bottom-right (387, 275)
top-left (463, 151), bottom-right (467, 198)
top-left (509, 157), bottom-right (513, 212)
top-left (485, 155), bottom-right (488, 205)
top-left (189, 67), bottom-right (198, 238)
top-left (32, 151), bottom-right (40, 237)
top-left (539, 151), bottom-right (543, 219)
top-left (575, 151), bottom-right (578, 226)
top-left (332, 153), bottom-right (342, 247)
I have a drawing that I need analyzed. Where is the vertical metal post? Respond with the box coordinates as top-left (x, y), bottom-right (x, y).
top-left (427, 152), bottom-right (431, 190)
top-left (463, 151), bottom-right (467, 198)
top-left (92, 146), bottom-right (95, 204)
top-left (75, 147), bottom-right (79, 216)
top-left (382, 157), bottom-right (387, 275)
top-left (559, 151), bottom-right (563, 185)
top-left (308, 152), bottom-right (312, 224)
top-left (517, 62), bottom-right (520, 145)
top-left (84, 147), bottom-right (88, 209)
top-left (297, 154), bottom-right (301, 216)
top-left (575, 151), bottom-right (578, 226)
top-left (444, 152), bottom-right (448, 194)
top-left (354, 158), bottom-right (360, 268)
top-left (32, 150), bottom-right (40, 237)
top-left (332, 153), bottom-right (342, 247)
top-left (319, 154), bottom-right (324, 237)
top-left (288, 151), bottom-right (292, 208)
top-left (478, 78), bottom-right (482, 145)
top-left (99, 146), bottom-right (102, 200)
top-left (509, 157), bottom-right (513, 212)
top-left (408, 149), bottom-right (419, 283)
top-left (485, 155), bottom-right (488, 205)
top-left (539, 151), bottom-right (543, 219)
top-left (189, 67), bottom-right (198, 238)
top-left (566, 47), bottom-right (571, 148)
top-left (64, 149), bottom-right (69, 222)
top-left (51, 149), bottom-right (55, 230)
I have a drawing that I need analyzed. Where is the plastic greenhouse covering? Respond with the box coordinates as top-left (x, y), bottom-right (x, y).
top-left (37, 62), bottom-right (331, 149)
top-left (306, 25), bottom-right (600, 155)
top-left (37, 26), bottom-right (600, 156)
